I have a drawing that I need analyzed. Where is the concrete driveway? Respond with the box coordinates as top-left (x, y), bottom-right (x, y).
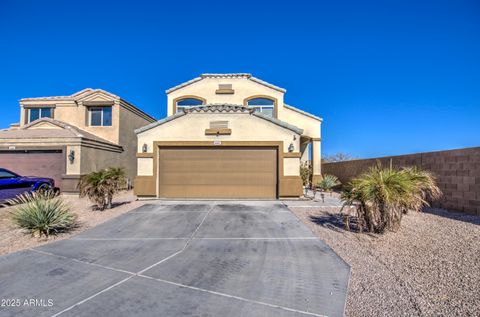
top-left (0, 201), bottom-right (350, 317)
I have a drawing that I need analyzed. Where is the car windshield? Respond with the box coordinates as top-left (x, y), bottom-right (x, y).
top-left (0, 170), bottom-right (18, 179)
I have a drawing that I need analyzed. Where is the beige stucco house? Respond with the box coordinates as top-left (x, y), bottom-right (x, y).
top-left (0, 88), bottom-right (155, 192)
top-left (135, 73), bottom-right (322, 199)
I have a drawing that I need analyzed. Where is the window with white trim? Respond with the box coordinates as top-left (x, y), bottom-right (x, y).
top-left (176, 98), bottom-right (204, 113)
top-left (89, 107), bottom-right (112, 126)
top-left (247, 98), bottom-right (275, 117)
top-left (28, 107), bottom-right (52, 123)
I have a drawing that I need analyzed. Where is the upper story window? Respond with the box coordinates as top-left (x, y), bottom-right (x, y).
top-left (28, 107), bottom-right (52, 123)
top-left (89, 107), bottom-right (112, 126)
top-left (247, 98), bottom-right (275, 117)
top-left (176, 97), bottom-right (204, 113)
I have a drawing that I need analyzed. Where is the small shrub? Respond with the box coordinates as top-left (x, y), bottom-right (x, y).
top-left (78, 167), bottom-right (127, 210)
top-left (300, 161), bottom-right (313, 187)
top-left (8, 191), bottom-right (76, 238)
top-left (316, 174), bottom-right (341, 193)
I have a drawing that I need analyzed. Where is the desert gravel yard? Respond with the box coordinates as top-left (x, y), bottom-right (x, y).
top-left (288, 201), bottom-right (480, 317)
top-left (0, 191), bottom-right (145, 256)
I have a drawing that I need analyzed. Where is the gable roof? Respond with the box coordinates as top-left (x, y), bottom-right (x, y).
top-left (20, 88), bottom-right (156, 122)
top-left (284, 104), bottom-right (323, 122)
top-left (135, 104), bottom-right (303, 135)
top-left (165, 73), bottom-right (286, 94)
top-left (0, 118), bottom-right (122, 149)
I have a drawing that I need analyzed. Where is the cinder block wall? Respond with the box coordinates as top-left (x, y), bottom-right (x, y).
top-left (322, 147), bottom-right (480, 215)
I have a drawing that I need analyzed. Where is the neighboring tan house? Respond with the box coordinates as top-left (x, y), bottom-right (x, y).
top-left (134, 73), bottom-right (322, 199)
top-left (0, 88), bottom-right (156, 192)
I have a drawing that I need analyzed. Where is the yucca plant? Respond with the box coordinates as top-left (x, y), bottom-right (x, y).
top-left (341, 164), bottom-right (441, 233)
top-left (78, 167), bottom-right (127, 210)
top-left (316, 174), bottom-right (341, 193)
top-left (8, 191), bottom-right (76, 238)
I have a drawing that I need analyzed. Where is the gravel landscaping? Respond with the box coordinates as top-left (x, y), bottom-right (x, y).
top-left (0, 190), bottom-right (146, 256)
top-left (289, 204), bottom-right (480, 317)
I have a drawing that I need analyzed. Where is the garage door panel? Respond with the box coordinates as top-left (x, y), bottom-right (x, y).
top-left (0, 150), bottom-right (64, 189)
top-left (158, 147), bottom-right (277, 199)
top-left (160, 172), bottom-right (276, 185)
top-left (159, 185), bottom-right (276, 199)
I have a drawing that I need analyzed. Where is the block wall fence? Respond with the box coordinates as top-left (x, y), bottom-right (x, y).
top-left (322, 147), bottom-right (480, 215)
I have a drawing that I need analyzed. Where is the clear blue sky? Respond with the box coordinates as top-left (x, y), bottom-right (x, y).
top-left (1, 0), bottom-right (478, 158)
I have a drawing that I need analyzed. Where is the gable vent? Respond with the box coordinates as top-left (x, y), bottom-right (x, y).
top-left (210, 120), bottom-right (229, 129)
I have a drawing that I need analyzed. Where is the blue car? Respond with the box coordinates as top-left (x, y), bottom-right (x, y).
top-left (0, 168), bottom-right (55, 202)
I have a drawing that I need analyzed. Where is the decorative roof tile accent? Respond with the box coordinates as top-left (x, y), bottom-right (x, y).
top-left (0, 117), bottom-right (123, 149)
top-left (284, 104), bottom-right (323, 121)
top-left (183, 104), bottom-right (255, 114)
top-left (201, 73), bottom-right (252, 78)
top-left (165, 73), bottom-right (286, 94)
top-left (135, 104), bottom-right (303, 135)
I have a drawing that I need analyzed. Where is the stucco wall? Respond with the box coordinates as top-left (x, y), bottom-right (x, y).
top-left (137, 112), bottom-right (301, 177)
top-left (322, 147), bottom-right (480, 215)
top-left (136, 112), bottom-right (303, 197)
top-left (118, 101), bottom-right (156, 181)
top-left (20, 99), bottom-right (120, 144)
top-left (167, 77), bottom-right (285, 117)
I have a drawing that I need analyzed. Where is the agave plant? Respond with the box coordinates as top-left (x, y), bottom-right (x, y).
top-left (341, 164), bottom-right (441, 233)
top-left (78, 167), bottom-right (127, 210)
top-left (316, 174), bottom-right (341, 193)
top-left (8, 191), bottom-right (76, 238)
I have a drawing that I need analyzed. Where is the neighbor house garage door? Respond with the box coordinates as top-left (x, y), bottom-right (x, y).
top-left (158, 147), bottom-right (277, 199)
top-left (0, 150), bottom-right (65, 189)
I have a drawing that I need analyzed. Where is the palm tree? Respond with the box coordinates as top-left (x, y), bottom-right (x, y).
top-left (341, 164), bottom-right (441, 233)
top-left (78, 167), bottom-right (126, 210)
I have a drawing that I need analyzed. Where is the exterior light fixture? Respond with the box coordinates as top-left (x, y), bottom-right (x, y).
top-left (68, 150), bottom-right (75, 164)
top-left (142, 143), bottom-right (148, 153)
top-left (288, 143), bottom-right (294, 152)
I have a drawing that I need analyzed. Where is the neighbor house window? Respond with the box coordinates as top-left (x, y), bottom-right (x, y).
top-left (89, 107), bottom-right (112, 126)
top-left (176, 98), bottom-right (204, 113)
top-left (247, 98), bottom-right (275, 117)
top-left (28, 107), bottom-right (52, 123)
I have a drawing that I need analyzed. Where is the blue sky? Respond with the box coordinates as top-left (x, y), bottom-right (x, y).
top-left (0, 0), bottom-right (478, 158)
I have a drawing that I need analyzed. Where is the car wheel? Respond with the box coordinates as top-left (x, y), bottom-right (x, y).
top-left (36, 183), bottom-right (52, 195)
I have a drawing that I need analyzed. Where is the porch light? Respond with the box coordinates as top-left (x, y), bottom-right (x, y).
top-left (288, 143), bottom-right (294, 152)
top-left (142, 143), bottom-right (148, 153)
top-left (68, 150), bottom-right (75, 164)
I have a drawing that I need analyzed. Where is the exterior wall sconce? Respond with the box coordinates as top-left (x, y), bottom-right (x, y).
top-left (288, 143), bottom-right (294, 152)
top-left (142, 143), bottom-right (148, 153)
top-left (68, 150), bottom-right (75, 164)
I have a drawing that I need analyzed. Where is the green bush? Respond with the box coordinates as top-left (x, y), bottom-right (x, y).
top-left (8, 191), bottom-right (76, 238)
top-left (78, 167), bottom-right (127, 210)
top-left (341, 164), bottom-right (441, 233)
top-left (316, 174), bottom-right (341, 192)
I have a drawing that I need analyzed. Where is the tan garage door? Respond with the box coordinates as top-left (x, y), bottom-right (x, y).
top-left (158, 147), bottom-right (277, 199)
top-left (0, 150), bottom-right (65, 189)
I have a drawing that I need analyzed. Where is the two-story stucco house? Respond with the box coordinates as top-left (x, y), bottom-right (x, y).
top-left (0, 88), bottom-right (156, 192)
top-left (134, 73), bottom-right (322, 199)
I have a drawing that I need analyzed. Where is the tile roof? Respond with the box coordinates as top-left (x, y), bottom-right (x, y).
top-left (135, 104), bottom-right (303, 135)
top-left (20, 88), bottom-right (118, 101)
top-left (0, 118), bottom-right (122, 149)
top-left (165, 73), bottom-right (286, 94)
top-left (183, 104), bottom-right (255, 114)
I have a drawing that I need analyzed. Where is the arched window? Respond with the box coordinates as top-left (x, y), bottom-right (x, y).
top-left (247, 97), bottom-right (275, 117)
top-left (176, 97), bottom-right (204, 113)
